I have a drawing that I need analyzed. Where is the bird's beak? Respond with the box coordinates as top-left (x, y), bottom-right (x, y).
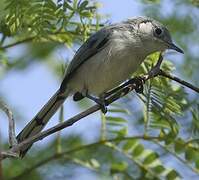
top-left (167, 42), bottom-right (184, 54)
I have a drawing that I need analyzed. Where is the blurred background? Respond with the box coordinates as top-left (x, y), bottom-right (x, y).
top-left (0, 0), bottom-right (199, 179)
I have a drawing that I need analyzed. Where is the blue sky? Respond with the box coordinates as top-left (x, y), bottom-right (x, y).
top-left (0, 0), bottom-right (144, 138)
top-left (0, 1), bottom-right (196, 178)
top-left (0, 0), bottom-right (183, 135)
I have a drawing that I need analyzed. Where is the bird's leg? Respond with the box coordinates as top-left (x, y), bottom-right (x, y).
top-left (144, 52), bottom-right (164, 80)
top-left (130, 77), bottom-right (145, 94)
top-left (86, 93), bottom-right (107, 114)
top-left (73, 91), bottom-right (107, 114)
top-left (73, 54), bottom-right (164, 103)
top-left (131, 53), bottom-right (164, 92)
top-left (73, 76), bottom-right (146, 107)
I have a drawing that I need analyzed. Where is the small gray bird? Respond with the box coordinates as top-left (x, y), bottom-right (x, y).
top-left (17, 16), bottom-right (183, 157)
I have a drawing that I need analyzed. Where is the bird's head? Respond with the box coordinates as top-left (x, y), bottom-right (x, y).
top-left (128, 17), bottom-right (184, 54)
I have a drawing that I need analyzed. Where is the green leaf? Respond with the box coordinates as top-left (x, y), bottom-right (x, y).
top-left (139, 53), bottom-right (184, 139)
top-left (123, 139), bottom-right (138, 152)
top-left (185, 146), bottom-right (198, 162)
top-left (143, 152), bottom-right (158, 165)
top-left (64, 1), bottom-right (74, 10)
top-left (166, 169), bottom-right (180, 180)
top-left (108, 108), bottom-right (130, 114)
top-left (90, 158), bottom-right (100, 168)
top-left (106, 116), bottom-right (127, 123)
top-left (191, 105), bottom-right (199, 136)
top-left (195, 159), bottom-right (199, 170)
top-left (132, 144), bottom-right (144, 158)
top-left (79, 0), bottom-right (89, 10)
top-left (152, 165), bottom-right (166, 174)
top-left (0, 21), bottom-right (11, 36)
top-left (174, 138), bottom-right (185, 154)
top-left (114, 127), bottom-right (128, 137)
top-left (111, 162), bottom-right (128, 173)
top-left (80, 11), bottom-right (93, 18)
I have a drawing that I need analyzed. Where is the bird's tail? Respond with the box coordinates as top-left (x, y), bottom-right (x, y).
top-left (17, 88), bottom-right (70, 157)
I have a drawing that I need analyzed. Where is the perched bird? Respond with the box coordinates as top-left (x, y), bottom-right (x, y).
top-left (17, 16), bottom-right (183, 157)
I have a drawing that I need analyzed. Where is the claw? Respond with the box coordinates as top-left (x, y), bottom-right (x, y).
top-left (98, 101), bottom-right (107, 114)
top-left (73, 92), bottom-right (84, 101)
top-left (92, 97), bottom-right (107, 114)
top-left (133, 77), bottom-right (145, 94)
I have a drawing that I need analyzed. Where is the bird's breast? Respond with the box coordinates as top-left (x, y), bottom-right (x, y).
top-left (68, 40), bottom-right (145, 96)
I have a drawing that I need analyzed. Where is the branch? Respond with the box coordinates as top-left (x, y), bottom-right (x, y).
top-left (159, 70), bottom-right (199, 93)
top-left (0, 99), bottom-right (17, 147)
top-left (1, 54), bottom-right (199, 160)
top-left (143, 53), bottom-right (199, 93)
top-left (154, 141), bottom-right (199, 174)
top-left (0, 30), bottom-right (84, 50)
top-left (109, 144), bottom-right (161, 179)
top-left (11, 135), bottom-right (160, 179)
top-left (0, 75), bottom-right (155, 160)
top-left (0, 37), bottom-right (35, 50)
top-left (0, 99), bottom-right (18, 159)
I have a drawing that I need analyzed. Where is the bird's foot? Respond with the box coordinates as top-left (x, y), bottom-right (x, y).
top-left (73, 92), bottom-right (107, 113)
top-left (86, 94), bottom-right (107, 114)
top-left (73, 92), bottom-right (107, 114)
top-left (130, 77), bottom-right (145, 94)
top-left (143, 53), bottom-right (164, 80)
top-left (73, 92), bottom-right (85, 101)
top-left (147, 63), bottom-right (161, 78)
top-left (95, 98), bottom-right (107, 114)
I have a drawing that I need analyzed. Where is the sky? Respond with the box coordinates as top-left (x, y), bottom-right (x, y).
top-left (0, 0), bottom-right (144, 138)
top-left (0, 0), bottom-right (184, 137)
top-left (0, 0), bottom-right (197, 179)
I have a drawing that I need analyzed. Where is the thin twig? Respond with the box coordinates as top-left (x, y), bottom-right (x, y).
top-left (0, 37), bottom-right (35, 49)
top-left (1, 54), bottom-right (199, 159)
top-left (154, 141), bottom-right (199, 174)
top-left (109, 144), bottom-right (161, 180)
top-left (144, 53), bottom-right (199, 94)
top-left (0, 99), bottom-right (17, 147)
top-left (56, 105), bottom-right (64, 154)
top-left (5, 105), bottom-right (101, 158)
top-left (10, 135), bottom-right (161, 180)
top-left (100, 113), bottom-right (106, 140)
top-left (0, 30), bottom-right (84, 50)
top-left (159, 70), bottom-right (199, 93)
top-left (0, 151), bottom-right (18, 159)
top-left (11, 155), bottom-right (98, 180)
top-left (184, 138), bottom-right (199, 145)
top-left (0, 69), bottom-right (155, 160)
top-left (0, 35), bottom-right (6, 46)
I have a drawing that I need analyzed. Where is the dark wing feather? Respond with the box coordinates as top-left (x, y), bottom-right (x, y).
top-left (60, 28), bottom-right (112, 91)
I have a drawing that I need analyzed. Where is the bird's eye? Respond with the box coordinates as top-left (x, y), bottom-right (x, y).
top-left (155, 28), bottom-right (163, 36)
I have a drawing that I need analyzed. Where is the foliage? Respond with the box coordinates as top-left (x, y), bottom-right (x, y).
top-left (0, 0), bottom-right (199, 180)
top-left (0, 0), bottom-right (102, 73)
top-left (3, 0), bottom-right (99, 38)
top-left (190, 0), bottom-right (199, 7)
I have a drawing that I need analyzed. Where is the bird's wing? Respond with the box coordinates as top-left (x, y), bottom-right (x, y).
top-left (60, 27), bottom-right (112, 89)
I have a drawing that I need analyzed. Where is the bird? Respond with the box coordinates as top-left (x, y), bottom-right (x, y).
top-left (16, 16), bottom-right (183, 157)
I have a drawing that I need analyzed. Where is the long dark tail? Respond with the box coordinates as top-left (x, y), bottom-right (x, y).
top-left (17, 88), bottom-right (70, 157)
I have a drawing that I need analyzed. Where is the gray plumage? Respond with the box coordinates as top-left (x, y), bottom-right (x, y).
top-left (17, 16), bottom-right (183, 157)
